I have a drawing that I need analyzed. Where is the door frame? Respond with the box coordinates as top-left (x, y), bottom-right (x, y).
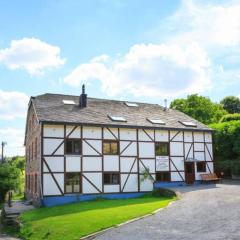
top-left (185, 162), bottom-right (195, 184)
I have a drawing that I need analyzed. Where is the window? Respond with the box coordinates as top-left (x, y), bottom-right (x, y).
top-left (156, 172), bottom-right (170, 182)
top-left (125, 102), bottom-right (138, 107)
top-left (65, 173), bottom-right (81, 193)
top-left (147, 118), bottom-right (165, 125)
top-left (104, 173), bottom-right (120, 184)
top-left (103, 141), bottom-right (119, 155)
top-left (35, 173), bottom-right (37, 193)
top-left (155, 143), bottom-right (169, 156)
top-left (63, 100), bottom-right (76, 105)
top-left (179, 121), bottom-right (197, 127)
top-left (108, 115), bottom-right (127, 122)
top-left (66, 139), bottom-right (82, 154)
top-left (197, 161), bottom-right (206, 172)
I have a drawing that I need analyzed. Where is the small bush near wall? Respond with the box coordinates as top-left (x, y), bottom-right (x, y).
top-left (210, 121), bottom-right (240, 177)
top-left (152, 188), bottom-right (177, 198)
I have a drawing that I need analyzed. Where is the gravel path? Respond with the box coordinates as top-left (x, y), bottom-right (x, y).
top-left (94, 182), bottom-right (240, 240)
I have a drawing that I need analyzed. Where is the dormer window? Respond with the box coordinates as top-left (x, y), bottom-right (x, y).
top-left (125, 102), bottom-right (138, 107)
top-left (147, 118), bottom-right (165, 125)
top-left (108, 115), bottom-right (127, 122)
top-left (179, 121), bottom-right (197, 127)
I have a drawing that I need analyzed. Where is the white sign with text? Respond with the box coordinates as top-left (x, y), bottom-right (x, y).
top-left (156, 156), bottom-right (169, 171)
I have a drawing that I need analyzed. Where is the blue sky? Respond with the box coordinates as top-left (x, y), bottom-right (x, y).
top-left (1, 0), bottom-right (240, 156)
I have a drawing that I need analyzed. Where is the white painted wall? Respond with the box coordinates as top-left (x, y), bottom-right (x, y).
top-left (155, 130), bottom-right (168, 142)
top-left (138, 142), bottom-right (155, 158)
top-left (184, 132), bottom-right (193, 142)
top-left (82, 157), bottom-right (102, 171)
top-left (205, 133), bottom-right (212, 142)
top-left (82, 173), bottom-right (102, 193)
top-left (83, 127), bottom-right (102, 139)
top-left (120, 141), bottom-right (137, 156)
top-left (170, 142), bottom-right (183, 156)
top-left (194, 132), bottom-right (204, 142)
top-left (104, 185), bottom-right (120, 193)
top-left (170, 131), bottom-right (183, 141)
top-left (66, 126), bottom-right (81, 138)
top-left (82, 140), bottom-right (102, 155)
top-left (156, 156), bottom-right (169, 171)
top-left (44, 157), bottom-right (64, 172)
top-left (121, 174), bottom-right (138, 192)
top-left (194, 143), bottom-right (204, 151)
top-left (140, 176), bottom-right (154, 191)
top-left (171, 172), bottom-right (185, 181)
top-left (43, 139), bottom-right (64, 155)
top-left (139, 159), bottom-right (155, 173)
top-left (66, 156), bottom-right (81, 172)
top-left (43, 125), bottom-right (64, 138)
top-left (43, 173), bottom-right (64, 195)
top-left (138, 129), bottom-right (154, 141)
top-left (194, 152), bottom-right (205, 161)
top-left (171, 157), bottom-right (185, 171)
top-left (120, 157), bottom-right (137, 172)
top-left (184, 143), bottom-right (193, 159)
top-left (119, 129), bottom-right (137, 140)
top-left (103, 127), bottom-right (118, 139)
top-left (104, 155), bottom-right (119, 171)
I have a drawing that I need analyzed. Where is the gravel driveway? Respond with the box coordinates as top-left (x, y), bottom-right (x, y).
top-left (94, 181), bottom-right (240, 240)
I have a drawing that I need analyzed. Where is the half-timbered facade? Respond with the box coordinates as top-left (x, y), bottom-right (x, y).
top-left (25, 86), bottom-right (214, 206)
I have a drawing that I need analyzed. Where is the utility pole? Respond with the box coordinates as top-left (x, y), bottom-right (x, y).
top-left (1, 141), bottom-right (7, 163)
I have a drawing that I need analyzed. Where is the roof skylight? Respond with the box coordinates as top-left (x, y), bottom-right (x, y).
top-left (125, 102), bottom-right (139, 107)
top-left (147, 118), bottom-right (165, 125)
top-left (108, 115), bottom-right (127, 122)
top-left (62, 100), bottom-right (76, 105)
top-left (180, 121), bottom-right (197, 127)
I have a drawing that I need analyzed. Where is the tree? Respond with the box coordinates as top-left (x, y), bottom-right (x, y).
top-left (220, 96), bottom-right (240, 114)
top-left (0, 162), bottom-right (21, 201)
top-left (170, 94), bottom-right (227, 124)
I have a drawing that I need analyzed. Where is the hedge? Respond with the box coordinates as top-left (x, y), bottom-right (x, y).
top-left (220, 113), bottom-right (240, 123)
top-left (210, 121), bottom-right (240, 176)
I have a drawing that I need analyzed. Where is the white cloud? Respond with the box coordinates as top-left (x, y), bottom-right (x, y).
top-left (0, 128), bottom-right (25, 157)
top-left (0, 89), bottom-right (29, 120)
top-left (166, 0), bottom-right (240, 48)
top-left (0, 38), bottom-right (65, 74)
top-left (64, 43), bottom-right (211, 97)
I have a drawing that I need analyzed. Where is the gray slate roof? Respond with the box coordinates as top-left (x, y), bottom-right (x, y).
top-left (31, 93), bottom-right (212, 131)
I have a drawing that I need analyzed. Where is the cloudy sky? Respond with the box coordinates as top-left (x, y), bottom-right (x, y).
top-left (1, 0), bottom-right (240, 156)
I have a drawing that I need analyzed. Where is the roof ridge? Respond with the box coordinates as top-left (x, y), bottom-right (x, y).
top-left (34, 92), bottom-right (165, 107)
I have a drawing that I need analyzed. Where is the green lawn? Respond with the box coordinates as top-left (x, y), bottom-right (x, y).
top-left (20, 195), bottom-right (175, 240)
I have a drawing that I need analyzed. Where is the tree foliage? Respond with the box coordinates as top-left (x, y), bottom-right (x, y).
top-left (170, 94), bottom-right (227, 124)
top-left (210, 121), bottom-right (240, 176)
top-left (220, 113), bottom-right (240, 123)
top-left (0, 162), bottom-right (21, 201)
top-left (220, 96), bottom-right (240, 114)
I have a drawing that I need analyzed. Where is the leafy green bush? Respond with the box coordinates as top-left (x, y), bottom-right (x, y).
top-left (210, 121), bottom-right (240, 176)
top-left (220, 113), bottom-right (240, 123)
top-left (152, 188), bottom-right (176, 198)
top-left (0, 162), bottom-right (21, 201)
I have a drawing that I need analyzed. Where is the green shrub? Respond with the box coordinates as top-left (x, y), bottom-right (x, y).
top-left (220, 113), bottom-right (240, 123)
top-left (210, 121), bottom-right (240, 176)
top-left (152, 188), bottom-right (176, 198)
top-left (0, 162), bottom-right (21, 201)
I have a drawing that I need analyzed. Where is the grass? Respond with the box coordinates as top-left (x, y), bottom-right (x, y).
top-left (19, 195), bottom-right (175, 240)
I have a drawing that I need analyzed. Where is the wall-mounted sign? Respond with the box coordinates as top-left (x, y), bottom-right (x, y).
top-left (156, 156), bottom-right (169, 171)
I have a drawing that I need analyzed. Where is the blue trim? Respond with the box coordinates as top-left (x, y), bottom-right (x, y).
top-left (42, 192), bottom-right (146, 207)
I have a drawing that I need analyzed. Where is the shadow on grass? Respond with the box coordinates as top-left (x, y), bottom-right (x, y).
top-left (21, 195), bottom-right (174, 222)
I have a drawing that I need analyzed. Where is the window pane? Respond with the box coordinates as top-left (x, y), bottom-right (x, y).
top-left (74, 141), bottom-right (81, 154)
top-left (111, 142), bottom-right (118, 155)
top-left (104, 173), bottom-right (111, 184)
top-left (103, 142), bottom-right (111, 154)
top-left (112, 173), bottom-right (119, 184)
top-left (156, 172), bottom-right (170, 182)
top-left (65, 173), bottom-right (80, 193)
top-left (197, 162), bottom-right (206, 172)
top-left (66, 141), bottom-right (73, 154)
top-left (155, 143), bottom-right (168, 156)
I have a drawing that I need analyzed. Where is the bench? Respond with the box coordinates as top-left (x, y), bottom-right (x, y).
top-left (200, 173), bottom-right (221, 183)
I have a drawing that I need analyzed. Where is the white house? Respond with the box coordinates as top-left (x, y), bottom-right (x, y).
top-left (25, 85), bottom-right (214, 206)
